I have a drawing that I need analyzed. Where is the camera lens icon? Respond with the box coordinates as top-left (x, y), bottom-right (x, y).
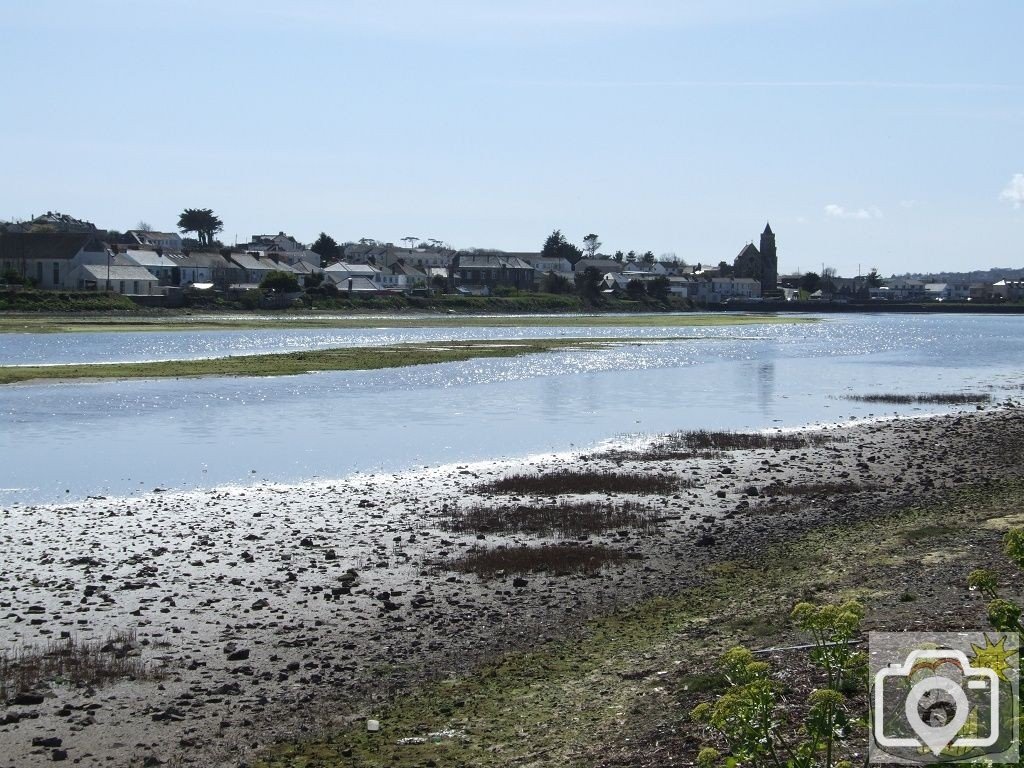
top-left (905, 675), bottom-right (973, 755)
top-left (874, 649), bottom-right (1000, 757)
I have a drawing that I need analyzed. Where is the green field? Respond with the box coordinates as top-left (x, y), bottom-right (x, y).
top-left (0, 337), bottom-right (695, 385)
top-left (0, 312), bottom-right (808, 334)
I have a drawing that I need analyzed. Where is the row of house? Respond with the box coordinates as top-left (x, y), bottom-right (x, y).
top-left (0, 232), bottom-right (319, 295)
top-left (3, 214), bottom-right (1021, 302)
top-left (869, 278), bottom-right (1024, 302)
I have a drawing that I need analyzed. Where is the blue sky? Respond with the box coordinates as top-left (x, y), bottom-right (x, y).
top-left (2, 0), bottom-right (1022, 276)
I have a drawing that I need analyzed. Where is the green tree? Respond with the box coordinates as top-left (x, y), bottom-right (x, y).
top-left (583, 233), bottom-right (602, 259)
top-left (625, 279), bottom-right (647, 300)
top-left (641, 250), bottom-right (655, 265)
top-left (541, 229), bottom-right (583, 266)
top-left (576, 266), bottom-right (603, 299)
top-left (648, 275), bottom-right (670, 300)
top-left (310, 232), bottom-right (340, 265)
top-left (260, 270), bottom-right (300, 293)
top-left (177, 208), bottom-right (223, 247)
top-left (717, 260), bottom-right (734, 277)
top-left (866, 268), bottom-right (882, 288)
top-left (541, 271), bottom-right (573, 294)
top-left (800, 271), bottom-right (821, 293)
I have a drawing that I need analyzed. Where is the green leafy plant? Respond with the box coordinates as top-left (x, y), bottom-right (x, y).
top-left (968, 527), bottom-right (1024, 634)
top-left (691, 600), bottom-right (865, 768)
top-left (790, 601), bottom-right (866, 692)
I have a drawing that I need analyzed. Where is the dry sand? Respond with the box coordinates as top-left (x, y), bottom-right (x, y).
top-left (0, 405), bottom-right (1020, 766)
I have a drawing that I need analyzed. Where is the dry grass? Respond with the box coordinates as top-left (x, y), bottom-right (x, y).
top-left (0, 628), bottom-right (154, 698)
top-left (448, 544), bottom-right (628, 578)
top-left (605, 429), bottom-right (835, 461)
top-left (438, 500), bottom-right (661, 537)
top-left (476, 470), bottom-right (689, 496)
top-left (844, 392), bottom-right (992, 405)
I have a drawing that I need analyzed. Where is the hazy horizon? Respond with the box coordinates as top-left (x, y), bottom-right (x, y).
top-left (3, 0), bottom-right (1022, 277)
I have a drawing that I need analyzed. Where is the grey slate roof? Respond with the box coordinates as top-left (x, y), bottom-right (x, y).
top-left (77, 264), bottom-right (158, 282)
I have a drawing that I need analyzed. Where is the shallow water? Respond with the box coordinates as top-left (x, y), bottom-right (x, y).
top-left (1, 313), bottom-right (1021, 505)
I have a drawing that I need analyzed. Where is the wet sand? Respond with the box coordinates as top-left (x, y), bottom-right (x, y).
top-left (0, 405), bottom-right (1020, 767)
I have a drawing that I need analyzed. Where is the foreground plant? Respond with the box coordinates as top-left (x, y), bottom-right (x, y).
top-left (968, 527), bottom-right (1024, 633)
top-left (691, 600), bottom-right (865, 768)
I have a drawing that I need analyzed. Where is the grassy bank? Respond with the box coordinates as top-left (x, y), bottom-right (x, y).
top-left (0, 337), bottom-right (678, 385)
top-left (257, 481), bottom-right (1021, 767)
top-left (0, 311), bottom-right (809, 334)
top-left (0, 290), bottom-right (139, 313)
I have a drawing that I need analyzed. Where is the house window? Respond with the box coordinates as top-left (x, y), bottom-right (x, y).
top-left (133, 281), bottom-right (139, 294)
top-left (119, 281), bottom-right (125, 294)
top-left (52, 262), bottom-right (60, 286)
top-left (36, 262), bottom-right (43, 283)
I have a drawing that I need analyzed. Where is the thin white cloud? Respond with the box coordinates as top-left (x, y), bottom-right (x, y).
top-left (824, 204), bottom-right (883, 220)
top-left (1000, 174), bottom-right (1024, 208)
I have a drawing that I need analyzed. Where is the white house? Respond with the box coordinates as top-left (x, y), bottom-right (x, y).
top-left (521, 254), bottom-right (575, 283)
top-left (166, 252), bottom-right (235, 286)
top-left (694, 277), bottom-right (762, 303)
top-left (666, 276), bottom-right (695, 297)
top-left (882, 278), bottom-right (926, 301)
top-left (69, 264), bottom-right (159, 294)
top-left (378, 262), bottom-right (427, 291)
top-left (923, 282), bottom-right (971, 301)
top-left (121, 249), bottom-right (178, 285)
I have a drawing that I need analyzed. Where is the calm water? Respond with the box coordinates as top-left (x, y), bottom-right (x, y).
top-left (1, 313), bottom-right (1021, 505)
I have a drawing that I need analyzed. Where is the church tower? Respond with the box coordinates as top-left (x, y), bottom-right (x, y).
top-left (759, 222), bottom-right (777, 295)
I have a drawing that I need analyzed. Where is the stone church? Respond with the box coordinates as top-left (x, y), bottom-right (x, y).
top-left (732, 222), bottom-right (778, 296)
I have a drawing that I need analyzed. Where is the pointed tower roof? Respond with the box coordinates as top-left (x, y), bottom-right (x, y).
top-left (763, 221), bottom-right (773, 235)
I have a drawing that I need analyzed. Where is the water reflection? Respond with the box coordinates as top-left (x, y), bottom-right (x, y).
top-left (1, 314), bottom-right (1023, 505)
top-left (757, 361), bottom-right (776, 414)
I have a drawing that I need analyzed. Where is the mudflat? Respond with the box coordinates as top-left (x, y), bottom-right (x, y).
top-left (1, 406), bottom-right (1022, 767)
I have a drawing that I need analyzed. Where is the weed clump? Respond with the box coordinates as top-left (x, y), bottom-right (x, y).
top-left (845, 392), bottom-right (991, 405)
top-left (0, 629), bottom-right (154, 698)
top-left (438, 500), bottom-right (660, 537)
top-left (606, 429), bottom-right (834, 461)
top-left (476, 470), bottom-right (688, 496)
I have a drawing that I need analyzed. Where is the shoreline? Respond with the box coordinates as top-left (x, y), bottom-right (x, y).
top-left (1, 406), bottom-right (1021, 766)
top-left (0, 311), bottom-right (811, 335)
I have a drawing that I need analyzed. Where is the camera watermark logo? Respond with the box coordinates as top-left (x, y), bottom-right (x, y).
top-left (870, 632), bottom-right (1019, 763)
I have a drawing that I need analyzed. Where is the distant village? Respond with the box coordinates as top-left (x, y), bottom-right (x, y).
top-left (1, 210), bottom-right (1022, 306)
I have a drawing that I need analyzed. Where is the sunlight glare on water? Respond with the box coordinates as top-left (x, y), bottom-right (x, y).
top-left (1, 313), bottom-right (1022, 504)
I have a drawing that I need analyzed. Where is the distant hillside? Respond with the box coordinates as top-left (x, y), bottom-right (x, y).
top-left (893, 267), bottom-right (1024, 283)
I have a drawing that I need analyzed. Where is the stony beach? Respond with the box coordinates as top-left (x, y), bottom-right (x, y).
top-left (1, 405), bottom-right (1022, 767)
